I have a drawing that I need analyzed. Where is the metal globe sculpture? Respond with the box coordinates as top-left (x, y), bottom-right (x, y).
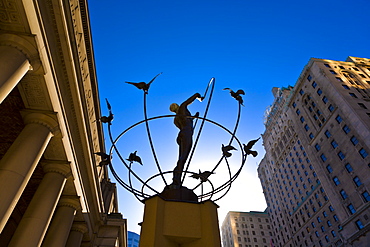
top-left (98, 76), bottom-right (259, 203)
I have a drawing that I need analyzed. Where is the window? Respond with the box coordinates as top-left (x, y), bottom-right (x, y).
top-left (354, 221), bottom-right (365, 232)
top-left (335, 115), bottom-right (342, 123)
top-left (350, 136), bottom-right (359, 145)
top-left (325, 236), bottom-right (330, 242)
top-left (340, 190), bottom-right (348, 199)
top-left (312, 81), bottom-right (317, 88)
top-left (329, 70), bottom-right (337, 75)
top-left (362, 191), bottom-right (370, 202)
top-left (327, 220), bottom-right (332, 227)
top-left (359, 148), bottom-right (368, 158)
top-left (296, 109), bottom-right (301, 115)
top-left (309, 133), bottom-right (314, 139)
top-left (353, 176), bottom-right (362, 187)
top-left (329, 205), bottom-right (334, 212)
top-left (342, 84), bottom-right (350, 90)
top-left (338, 151), bottom-right (345, 160)
top-left (331, 140), bottom-right (338, 148)
top-left (349, 93), bottom-right (358, 98)
top-left (358, 103), bottom-right (367, 109)
top-left (345, 163), bottom-right (353, 172)
top-left (300, 89), bottom-right (304, 95)
top-left (328, 104), bottom-right (334, 112)
top-left (320, 154), bottom-right (327, 162)
top-left (343, 125), bottom-right (351, 134)
top-left (336, 77), bottom-right (343, 82)
top-left (333, 215), bottom-right (339, 222)
top-left (304, 124), bottom-right (309, 131)
top-left (322, 96), bottom-right (328, 104)
top-left (324, 64), bottom-right (331, 68)
top-left (324, 130), bottom-right (331, 138)
top-left (317, 216), bottom-right (322, 223)
top-left (315, 144), bottom-right (321, 151)
top-left (333, 177), bottom-right (340, 186)
top-left (307, 75), bottom-right (312, 81)
top-left (300, 116), bottom-right (305, 123)
top-left (347, 204), bottom-right (356, 214)
top-left (317, 89), bottom-right (322, 95)
top-left (326, 165), bottom-right (333, 173)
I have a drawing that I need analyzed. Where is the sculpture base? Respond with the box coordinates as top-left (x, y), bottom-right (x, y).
top-left (139, 196), bottom-right (221, 247)
top-left (160, 184), bottom-right (198, 202)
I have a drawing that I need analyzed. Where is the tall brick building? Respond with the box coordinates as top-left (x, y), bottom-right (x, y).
top-left (258, 56), bottom-right (370, 246)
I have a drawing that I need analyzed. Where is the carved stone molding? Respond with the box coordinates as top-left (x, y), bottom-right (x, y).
top-left (41, 160), bottom-right (72, 178)
top-left (0, 0), bottom-right (24, 32)
top-left (18, 74), bottom-right (52, 110)
top-left (20, 110), bottom-right (60, 136)
top-left (58, 196), bottom-right (80, 210)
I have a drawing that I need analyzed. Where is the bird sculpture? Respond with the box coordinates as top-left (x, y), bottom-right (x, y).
top-left (190, 169), bottom-right (214, 183)
top-left (223, 88), bottom-right (245, 105)
top-left (100, 98), bottom-right (114, 125)
top-left (243, 137), bottom-right (260, 157)
top-left (222, 144), bottom-right (237, 157)
top-left (94, 152), bottom-right (111, 167)
top-left (125, 72), bottom-right (162, 94)
top-left (126, 151), bottom-right (143, 165)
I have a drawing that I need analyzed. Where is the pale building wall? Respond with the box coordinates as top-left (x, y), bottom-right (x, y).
top-left (221, 211), bottom-right (276, 247)
top-left (0, 0), bottom-right (127, 246)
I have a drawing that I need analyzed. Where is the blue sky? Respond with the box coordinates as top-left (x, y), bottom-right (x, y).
top-left (88, 0), bottom-right (370, 233)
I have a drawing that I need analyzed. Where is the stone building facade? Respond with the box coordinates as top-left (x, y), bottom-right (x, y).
top-left (0, 0), bottom-right (127, 246)
top-left (258, 56), bottom-right (370, 246)
top-left (221, 211), bottom-right (275, 247)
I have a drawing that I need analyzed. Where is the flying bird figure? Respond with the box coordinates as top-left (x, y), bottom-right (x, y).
top-left (190, 169), bottom-right (214, 183)
top-left (94, 152), bottom-right (111, 167)
top-left (222, 144), bottom-right (237, 158)
top-left (243, 137), bottom-right (260, 157)
top-left (125, 72), bottom-right (162, 94)
top-left (100, 98), bottom-right (114, 124)
top-left (126, 151), bottom-right (143, 165)
top-left (223, 88), bottom-right (245, 105)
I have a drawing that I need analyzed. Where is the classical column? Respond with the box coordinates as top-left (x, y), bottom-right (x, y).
top-left (0, 111), bottom-right (58, 232)
top-left (8, 161), bottom-right (71, 247)
top-left (65, 223), bottom-right (88, 247)
top-left (0, 46), bottom-right (32, 103)
top-left (42, 197), bottom-right (80, 247)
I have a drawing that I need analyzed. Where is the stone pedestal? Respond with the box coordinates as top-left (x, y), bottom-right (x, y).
top-left (139, 196), bottom-right (221, 247)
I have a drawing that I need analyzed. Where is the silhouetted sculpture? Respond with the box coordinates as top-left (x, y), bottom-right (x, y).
top-left (170, 93), bottom-right (202, 186)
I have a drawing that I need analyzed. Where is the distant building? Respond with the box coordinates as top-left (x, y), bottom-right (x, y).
top-left (0, 0), bottom-right (126, 246)
top-left (221, 210), bottom-right (275, 247)
top-left (128, 231), bottom-right (140, 247)
top-left (258, 56), bottom-right (370, 246)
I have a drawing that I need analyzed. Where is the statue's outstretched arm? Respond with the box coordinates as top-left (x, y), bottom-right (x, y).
top-left (182, 93), bottom-right (202, 107)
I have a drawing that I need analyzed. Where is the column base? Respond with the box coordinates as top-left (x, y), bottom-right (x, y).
top-left (139, 196), bottom-right (221, 247)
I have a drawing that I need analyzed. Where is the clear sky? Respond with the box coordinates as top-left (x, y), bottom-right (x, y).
top-left (88, 0), bottom-right (370, 234)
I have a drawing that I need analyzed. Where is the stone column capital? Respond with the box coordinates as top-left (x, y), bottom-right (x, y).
top-left (70, 222), bottom-right (88, 234)
top-left (0, 33), bottom-right (41, 72)
top-left (21, 110), bottom-right (60, 136)
top-left (58, 196), bottom-right (80, 210)
top-left (41, 160), bottom-right (71, 178)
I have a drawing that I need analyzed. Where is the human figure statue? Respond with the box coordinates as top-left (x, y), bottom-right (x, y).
top-left (169, 93), bottom-right (202, 186)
